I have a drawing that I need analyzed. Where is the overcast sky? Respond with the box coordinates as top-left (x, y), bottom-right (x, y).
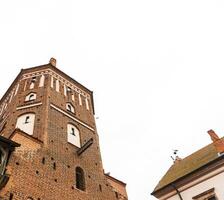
top-left (1, 1), bottom-right (224, 200)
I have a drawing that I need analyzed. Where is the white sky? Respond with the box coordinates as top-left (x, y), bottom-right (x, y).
top-left (0, 1), bottom-right (224, 200)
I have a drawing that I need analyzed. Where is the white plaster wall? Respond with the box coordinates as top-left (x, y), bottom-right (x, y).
top-left (16, 114), bottom-right (35, 135)
top-left (162, 167), bottom-right (224, 200)
top-left (67, 124), bottom-right (80, 147)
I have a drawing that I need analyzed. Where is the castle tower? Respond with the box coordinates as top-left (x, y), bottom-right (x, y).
top-left (0, 59), bottom-right (128, 200)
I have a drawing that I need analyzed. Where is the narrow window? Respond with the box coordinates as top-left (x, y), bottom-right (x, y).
top-left (53, 162), bottom-right (56, 170)
top-left (9, 193), bottom-right (13, 200)
top-left (71, 128), bottom-right (75, 136)
top-left (115, 192), bottom-right (119, 199)
top-left (99, 184), bottom-right (102, 192)
top-left (76, 167), bottom-right (85, 191)
top-left (67, 104), bottom-right (72, 112)
top-left (25, 116), bottom-right (30, 124)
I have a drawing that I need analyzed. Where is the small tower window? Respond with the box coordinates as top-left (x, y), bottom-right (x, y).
top-left (25, 116), bottom-right (30, 124)
top-left (76, 167), bottom-right (85, 191)
top-left (66, 103), bottom-right (75, 113)
top-left (29, 94), bottom-right (34, 100)
top-left (25, 93), bottom-right (36, 101)
top-left (29, 77), bottom-right (36, 89)
top-left (71, 128), bottom-right (75, 136)
top-left (68, 105), bottom-right (72, 111)
top-left (31, 77), bottom-right (36, 82)
top-left (67, 87), bottom-right (72, 92)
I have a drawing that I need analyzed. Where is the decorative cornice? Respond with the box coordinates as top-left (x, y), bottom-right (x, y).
top-left (21, 69), bottom-right (90, 98)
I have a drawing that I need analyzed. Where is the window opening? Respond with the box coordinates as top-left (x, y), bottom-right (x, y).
top-left (76, 167), bottom-right (85, 191)
top-left (25, 116), bottom-right (30, 124)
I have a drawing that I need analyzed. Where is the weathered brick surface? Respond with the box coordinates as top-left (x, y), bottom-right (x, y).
top-left (0, 63), bottom-right (126, 200)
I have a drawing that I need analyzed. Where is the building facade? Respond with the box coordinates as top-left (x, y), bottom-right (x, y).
top-left (151, 130), bottom-right (224, 200)
top-left (0, 58), bottom-right (128, 200)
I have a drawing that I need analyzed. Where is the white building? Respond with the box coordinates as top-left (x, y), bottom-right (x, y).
top-left (151, 130), bottom-right (224, 200)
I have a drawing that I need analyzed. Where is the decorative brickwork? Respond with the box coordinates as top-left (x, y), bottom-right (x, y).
top-left (0, 60), bottom-right (127, 200)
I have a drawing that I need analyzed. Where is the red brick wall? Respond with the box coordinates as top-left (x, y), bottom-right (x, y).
top-left (0, 64), bottom-right (123, 200)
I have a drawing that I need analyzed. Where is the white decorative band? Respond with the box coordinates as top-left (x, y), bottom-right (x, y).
top-left (16, 102), bottom-right (43, 110)
top-left (50, 104), bottom-right (95, 132)
top-left (21, 69), bottom-right (90, 98)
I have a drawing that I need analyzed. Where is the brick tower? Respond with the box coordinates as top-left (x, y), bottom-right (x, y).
top-left (0, 58), bottom-right (128, 200)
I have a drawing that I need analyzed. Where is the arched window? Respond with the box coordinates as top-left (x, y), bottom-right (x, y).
top-left (25, 93), bottom-right (36, 101)
top-left (66, 103), bottom-right (75, 113)
top-left (76, 167), bottom-right (85, 191)
top-left (67, 124), bottom-right (80, 147)
top-left (67, 87), bottom-right (72, 92)
top-left (16, 113), bottom-right (35, 135)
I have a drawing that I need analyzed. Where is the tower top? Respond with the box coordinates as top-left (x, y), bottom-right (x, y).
top-left (49, 57), bottom-right (57, 67)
